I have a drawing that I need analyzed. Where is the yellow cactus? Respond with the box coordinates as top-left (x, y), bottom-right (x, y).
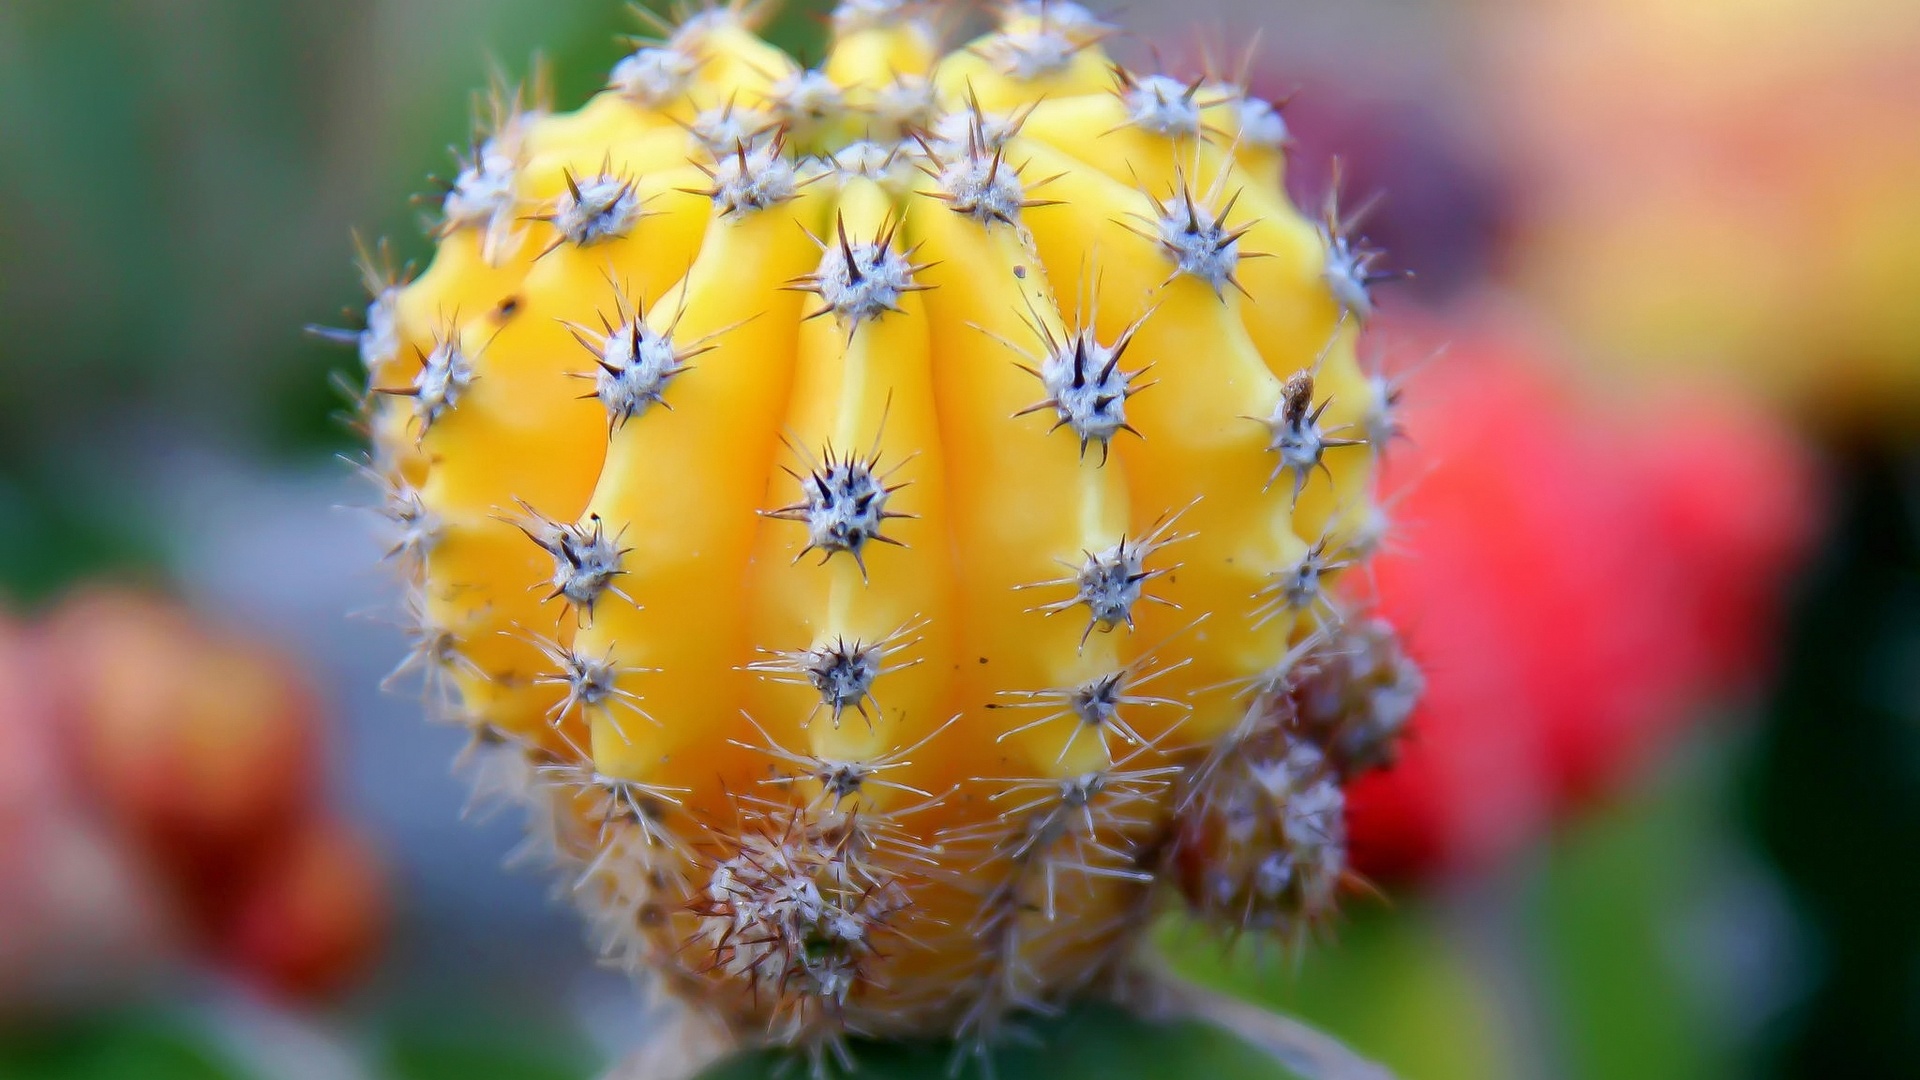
top-left (343, 0), bottom-right (1422, 1066)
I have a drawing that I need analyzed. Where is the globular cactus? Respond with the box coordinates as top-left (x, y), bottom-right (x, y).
top-left (339, 0), bottom-right (1422, 1068)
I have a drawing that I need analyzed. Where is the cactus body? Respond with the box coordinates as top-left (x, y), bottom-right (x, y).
top-left (350, 0), bottom-right (1421, 1062)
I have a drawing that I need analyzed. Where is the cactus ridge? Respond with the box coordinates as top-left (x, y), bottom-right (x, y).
top-left (334, 0), bottom-right (1428, 1065)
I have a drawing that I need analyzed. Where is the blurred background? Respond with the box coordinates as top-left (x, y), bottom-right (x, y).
top-left (1, 1), bottom-right (1915, 1078)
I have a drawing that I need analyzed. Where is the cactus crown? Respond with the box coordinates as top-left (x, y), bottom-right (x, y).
top-left (341, 0), bottom-right (1420, 1070)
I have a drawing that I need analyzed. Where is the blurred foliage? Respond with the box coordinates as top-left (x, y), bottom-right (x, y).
top-left (373, 998), bottom-right (598, 1080)
top-left (0, 0), bottom-right (839, 461)
top-left (1533, 752), bottom-right (1743, 1080)
top-left (0, 0), bottom-right (746, 599)
top-left (1167, 909), bottom-right (1508, 1080)
top-left (383, 1030), bottom-right (594, 1080)
top-left (0, 1013), bottom-right (245, 1080)
top-left (1742, 450), bottom-right (1920, 1079)
top-left (0, 457), bottom-right (162, 608)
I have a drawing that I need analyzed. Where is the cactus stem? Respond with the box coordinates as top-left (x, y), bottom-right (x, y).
top-left (439, 142), bottom-right (523, 258)
top-left (564, 285), bottom-right (733, 431)
top-left (871, 73), bottom-right (942, 139)
top-left (1003, 0), bottom-right (1112, 37)
top-left (690, 804), bottom-right (910, 1057)
top-left (453, 724), bottom-right (549, 821)
top-left (526, 633), bottom-right (661, 743)
top-left (732, 709), bottom-right (958, 813)
top-left (981, 748), bottom-right (1186, 867)
top-left (1110, 69), bottom-right (1221, 139)
top-left (982, 286), bottom-right (1154, 463)
top-left (315, 235), bottom-right (410, 371)
top-left (350, 460), bottom-right (440, 566)
top-left (764, 68), bottom-right (846, 144)
top-left (1256, 536), bottom-right (1354, 631)
top-left (352, 0), bottom-right (1425, 1051)
top-left (1359, 340), bottom-right (1442, 459)
top-left (611, 45), bottom-right (702, 107)
top-left (915, 110), bottom-right (1059, 227)
top-left (537, 167), bottom-right (650, 255)
top-left (383, 590), bottom-right (485, 718)
top-left (547, 762), bottom-right (694, 851)
top-left (825, 141), bottom-right (916, 186)
top-left (931, 89), bottom-right (1040, 157)
top-left (832, 0), bottom-right (921, 35)
top-left (977, 1), bottom-right (1110, 82)
top-left (680, 94), bottom-right (778, 156)
top-left (1294, 619), bottom-right (1425, 779)
top-left (1125, 160), bottom-right (1271, 298)
top-left (375, 334), bottom-right (476, 440)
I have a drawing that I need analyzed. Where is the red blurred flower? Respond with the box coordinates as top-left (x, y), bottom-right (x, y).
top-left (42, 590), bottom-right (321, 900)
top-left (219, 815), bottom-right (388, 1002)
top-left (1346, 306), bottom-right (1822, 882)
top-left (0, 587), bottom-right (387, 1008)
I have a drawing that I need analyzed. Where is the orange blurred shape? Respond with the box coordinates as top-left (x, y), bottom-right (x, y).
top-left (10, 585), bottom-right (387, 1003)
top-left (42, 588), bottom-right (319, 870)
top-left (218, 816), bottom-right (388, 1002)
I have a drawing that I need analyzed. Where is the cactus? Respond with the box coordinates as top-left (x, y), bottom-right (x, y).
top-left (340, 0), bottom-right (1422, 1069)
